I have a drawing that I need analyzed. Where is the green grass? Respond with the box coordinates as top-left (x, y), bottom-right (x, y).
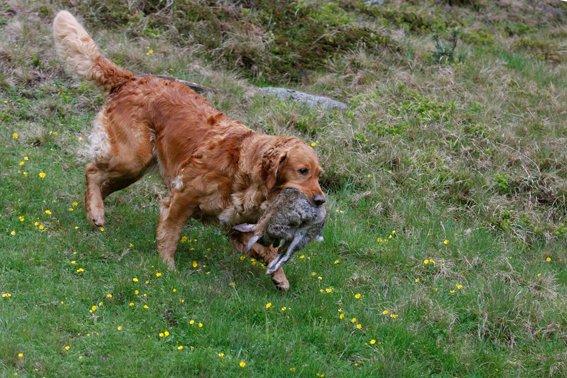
top-left (1, 0), bottom-right (566, 376)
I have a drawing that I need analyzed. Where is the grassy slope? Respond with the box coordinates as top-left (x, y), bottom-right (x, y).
top-left (1, 0), bottom-right (566, 376)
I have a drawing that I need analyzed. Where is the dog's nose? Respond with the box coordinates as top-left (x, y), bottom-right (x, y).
top-left (313, 194), bottom-right (326, 206)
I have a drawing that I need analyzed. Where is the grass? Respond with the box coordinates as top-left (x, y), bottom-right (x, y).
top-left (1, 0), bottom-right (566, 376)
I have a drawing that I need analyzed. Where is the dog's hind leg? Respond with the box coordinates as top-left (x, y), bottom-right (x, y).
top-left (85, 160), bottom-right (152, 226)
top-left (84, 111), bottom-right (154, 227)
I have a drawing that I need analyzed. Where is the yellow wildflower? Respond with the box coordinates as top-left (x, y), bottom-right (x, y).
top-left (189, 319), bottom-right (195, 325)
top-left (106, 293), bottom-right (113, 299)
top-left (265, 302), bottom-right (273, 309)
top-left (12, 132), bottom-right (19, 140)
top-left (44, 209), bottom-right (52, 216)
top-left (390, 313), bottom-right (398, 319)
top-left (177, 345), bottom-right (184, 351)
top-left (192, 260), bottom-right (199, 268)
top-left (89, 305), bottom-right (97, 313)
top-left (155, 271), bottom-right (162, 278)
top-left (180, 235), bottom-right (189, 243)
top-left (218, 352), bottom-right (225, 358)
top-left (239, 360), bottom-right (247, 368)
top-left (38, 171), bottom-right (46, 179)
top-left (382, 310), bottom-right (390, 315)
top-left (10, 230), bottom-right (16, 236)
top-left (280, 306), bottom-right (287, 312)
top-left (369, 339), bottom-right (377, 345)
top-left (17, 352), bottom-right (24, 359)
top-left (76, 268), bottom-right (85, 273)
top-left (443, 239), bottom-right (450, 246)
top-left (98, 226), bottom-right (105, 232)
top-left (198, 322), bottom-right (204, 328)
top-left (132, 277), bottom-right (139, 283)
top-left (545, 256), bottom-right (552, 263)
top-left (128, 302), bottom-right (135, 307)
top-left (1, 292), bottom-right (12, 299)
top-left (63, 345), bottom-right (71, 351)
top-left (143, 304), bottom-right (149, 309)
top-left (117, 325), bottom-right (123, 331)
top-left (339, 313), bottom-right (345, 320)
top-left (350, 317), bottom-right (357, 323)
top-left (18, 216), bottom-right (25, 222)
top-left (455, 283), bottom-right (464, 290)
top-left (354, 293), bottom-right (362, 300)
top-left (355, 323), bottom-right (363, 330)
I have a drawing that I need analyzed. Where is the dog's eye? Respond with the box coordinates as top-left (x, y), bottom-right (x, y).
top-left (298, 168), bottom-right (309, 175)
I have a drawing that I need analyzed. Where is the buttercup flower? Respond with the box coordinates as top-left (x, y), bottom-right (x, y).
top-left (12, 132), bottom-right (19, 140)
top-left (155, 272), bottom-right (162, 278)
top-left (63, 345), bottom-right (71, 351)
top-left (106, 293), bottom-right (113, 299)
top-left (369, 339), bottom-right (377, 345)
top-left (443, 239), bottom-right (450, 246)
top-left (117, 325), bottom-right (123, 331)
top-left (76, 268), bottom-right (85, 273)
top-left (10, 230), bottom-right (16, 236)
top-left (354, 293), bottom-right (362, 300)
top-left (545, 256), bottom-right (552, 263)
top-left (239, 360), bottom-right (247, 368)
top-left (18, 216), bottom-right (25, 222)
top-left (44, 209), bottom-right (52, 216)
top-left (132, 277), bottom-right (139, 283)
top-left (265, 302), bottom-right (273, 309)
top-left (177, 345), bottom-right (184, 351)
top-left (382, 310), bottom-right (389, 315)
top-left (218, 352), bottom-right (225, 358)
top-left (17, 352), bottom-right (24, 359)
top-left (38, 171), bottom-right (46, 179)
top-left (1, 292), bottom-right (12, 299)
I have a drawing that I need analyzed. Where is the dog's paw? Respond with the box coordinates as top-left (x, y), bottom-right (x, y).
top-left (272, 278), bottom-right (290, 291)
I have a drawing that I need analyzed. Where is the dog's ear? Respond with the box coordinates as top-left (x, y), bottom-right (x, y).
top-left (262, 149), bottom-right (287, 191)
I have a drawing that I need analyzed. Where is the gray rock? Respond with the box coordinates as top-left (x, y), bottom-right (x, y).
top-left (364, 0), bottom-right (385, 5)
top-left (258, 87), bottom-right (347, 110)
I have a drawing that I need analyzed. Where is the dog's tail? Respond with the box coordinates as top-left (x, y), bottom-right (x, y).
top-left (53, 11), bottom-right (133, 91)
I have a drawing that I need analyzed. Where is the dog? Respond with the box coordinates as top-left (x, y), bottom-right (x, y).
top-left (52, 11), bottom-right (326, 290)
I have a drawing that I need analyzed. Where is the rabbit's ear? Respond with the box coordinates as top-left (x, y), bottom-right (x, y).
top-left (232, 223), bottom-right (256, 233)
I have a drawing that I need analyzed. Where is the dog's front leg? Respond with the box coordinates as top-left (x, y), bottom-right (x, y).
top-left (230, 233), bottom-right (290, 291)
top-left (156, 192), bottom-right (195, 270)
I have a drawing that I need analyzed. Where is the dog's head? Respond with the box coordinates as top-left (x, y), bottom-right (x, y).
top-left (262, 138), bottom-right (325, 206)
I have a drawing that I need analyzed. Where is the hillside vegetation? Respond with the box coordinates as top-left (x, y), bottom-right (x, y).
top-left (1, 0), bottom-right (565, 376)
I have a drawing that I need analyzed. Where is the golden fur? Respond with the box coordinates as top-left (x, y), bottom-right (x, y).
top-left (53, 11), bottom-right (325, 290)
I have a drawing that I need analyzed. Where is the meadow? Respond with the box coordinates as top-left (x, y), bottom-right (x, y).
top-left (1, 0), bottom-right (565, 376)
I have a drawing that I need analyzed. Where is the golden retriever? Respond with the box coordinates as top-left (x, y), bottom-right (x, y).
top-left (52, 11), bottom-right (325, 290)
